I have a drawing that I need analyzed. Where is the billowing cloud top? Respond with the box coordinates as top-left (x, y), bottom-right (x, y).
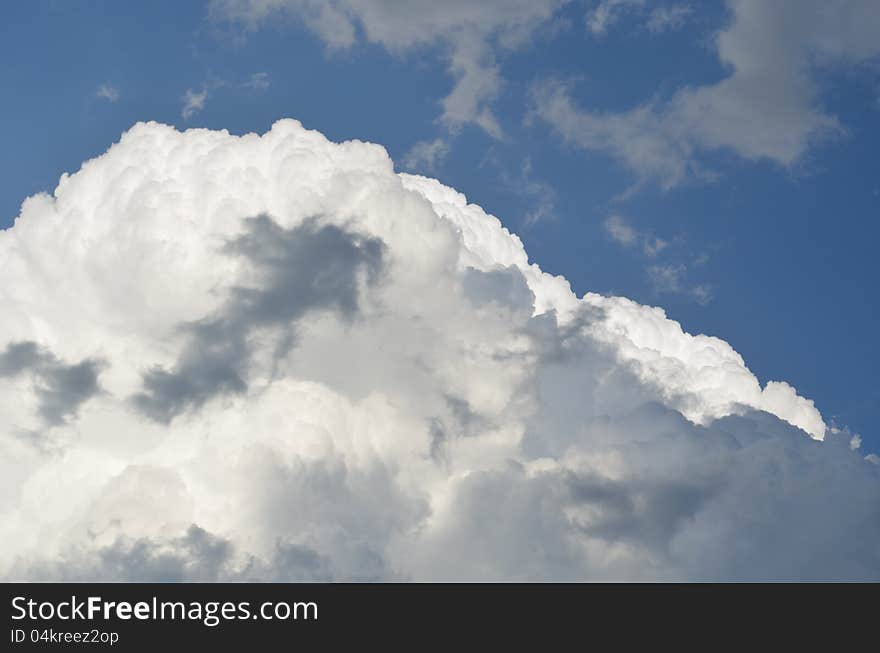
top-left (1, 120), bottom-right (877, 580)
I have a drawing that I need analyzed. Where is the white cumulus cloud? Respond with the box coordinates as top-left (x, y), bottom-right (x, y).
top-left (1, 119), bottom-right (877, 581)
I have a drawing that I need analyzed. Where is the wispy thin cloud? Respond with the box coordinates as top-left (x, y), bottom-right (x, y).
top-left (478, 150), bottom-right (557, 225)
top-left (604, 214), bottom-right (638, 247)
top-left (519, 158), bottom-right (557, 225)
top-left (603, 215), bottom-right (667, 257)
top-left (646, 4), bottom-right (692, 34)
top-left (586, 0), bottom-right (644, 36)
top-left (403, 138), bottom-right (450, 173)
top-left (96, 83), bottom-right (120, 103)
top-left (604, 215), bottom-right (710, 303)
top-left (244, 71), bottom-right (270, 91)
top-left (647, 263), bottom-right (713, 304)
top-left (182, 87), bottom-right (208, 119)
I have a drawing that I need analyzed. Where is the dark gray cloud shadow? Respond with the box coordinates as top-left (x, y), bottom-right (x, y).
top-left (566, 471), bottom-right (718, 554)
top-left (132, 215), bottom-right (385, 423)
top-left (12, 523), bottom-right (397, 582)
top-left (0, 340), bottom-right (103, 430)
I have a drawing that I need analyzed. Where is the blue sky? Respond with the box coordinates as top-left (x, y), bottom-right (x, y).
top-left (1, 0), bottom-right (878, 451)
